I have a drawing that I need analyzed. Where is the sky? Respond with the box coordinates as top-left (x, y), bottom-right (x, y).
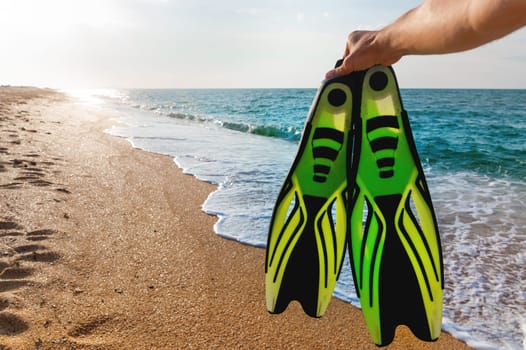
top-left (0, 0), bottom-right (525, 89)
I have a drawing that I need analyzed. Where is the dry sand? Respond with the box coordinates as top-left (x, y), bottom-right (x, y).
top-left (0, 87), bottom-right (472, 349)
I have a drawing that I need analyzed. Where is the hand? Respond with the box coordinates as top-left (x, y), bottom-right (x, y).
top-left (325, 30), bottom-right (402, 79)
top-left (325, 0), bottom-right (526, 80)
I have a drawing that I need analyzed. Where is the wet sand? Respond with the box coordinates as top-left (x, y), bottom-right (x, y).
top-left (0, 87), bottom-right (472, 349)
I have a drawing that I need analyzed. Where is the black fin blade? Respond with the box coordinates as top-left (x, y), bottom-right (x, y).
top-left (272, 195), bottom-right (326, 317)
top-left (375, 194), bottom-right (432, 346)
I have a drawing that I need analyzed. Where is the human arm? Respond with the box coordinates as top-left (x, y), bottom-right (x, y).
top-left (326, 0), bottom-right (526, 78)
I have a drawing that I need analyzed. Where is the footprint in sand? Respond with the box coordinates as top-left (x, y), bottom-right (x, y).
top-left (0, 297), bottom-right (10, 312)
top-left (67, 315), bottom-right (114, 338)
top-left (0, 312), bottom-right (28, 336)
top-left (13, 244), bottom-right (47, 254)
top-left (11, 158), bottom-right (36, 169)
top-left (0, 183), bottom-right (23, 190)
top-left (0, 222), bottom-right (22, 231)
top-left (4, 154), bottom-right (72, 194)
top-left (26, 229), bottom-right (58, 242)
top-left (24, 168), bottom-right (46, 175)
top-left (0, 281), bottom-right (28, 294)
top-left (0, 266), bottom-right (33, 280)
top-left (0, 223), bottom-right (61, 338)
top-left (18, 251), bottom-right (60, 263)
top-left (0, 302), bottom-right (25, 344)
top-left (0, 161), bottom-right (11, 173)
top-left (0, 230), bottom-right (30, 339)
top-left (1, 157), bottom-right (72, 192)
top-left (67, 313), bottom-right (121, 347)
top-left (28, 179), bottom-right (54, 187)
top-left (15, 234), bottom-right (60, 263)
top-left (0, 223), bottom-right (59, 269)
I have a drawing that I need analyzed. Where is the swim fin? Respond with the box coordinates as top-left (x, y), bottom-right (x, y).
top-left (265, 76), bottom-right (354, 317)
top-left (347, 65), bottom-right (444, 346)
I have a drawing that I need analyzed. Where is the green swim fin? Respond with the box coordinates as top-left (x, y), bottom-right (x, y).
top-left (348, 66), bottom-right (444, 346)
top-left (265, 77), bottom-right (353, 317)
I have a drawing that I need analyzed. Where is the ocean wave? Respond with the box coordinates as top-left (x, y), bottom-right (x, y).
top-left (166, 112), bottom-right (208, 123)
top-left (165, 111), bottom-right (302, 141)
top-left (222, 121), bottom-right (301, 140)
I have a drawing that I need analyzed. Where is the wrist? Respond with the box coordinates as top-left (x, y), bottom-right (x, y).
top-left (374, 28), bottom-right (405, 65)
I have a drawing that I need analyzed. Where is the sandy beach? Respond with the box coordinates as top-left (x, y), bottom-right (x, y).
top-left (0, 87), bottom-right (472, 349)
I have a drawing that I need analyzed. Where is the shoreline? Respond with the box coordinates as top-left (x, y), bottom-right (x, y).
top-left (0, 87), bottom-right (472, 349)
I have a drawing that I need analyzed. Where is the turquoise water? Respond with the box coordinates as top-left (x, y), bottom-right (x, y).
top-left (99, 87), bottom-right (525, 350)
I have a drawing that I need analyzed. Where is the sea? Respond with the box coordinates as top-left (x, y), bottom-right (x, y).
top-left (72, 86), bottom-right (525, 350)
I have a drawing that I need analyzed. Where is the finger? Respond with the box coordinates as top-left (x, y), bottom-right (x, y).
top-left (325, 56), bottom-right (354, 79)
top-left (336, 56), bottom-right (354, 76)
top-left (343, 42), bottom-right (350, 58)
top-left (344, 30), bottom-right (360, 57)
top-left (325, 69), bottom-right (336, 80)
